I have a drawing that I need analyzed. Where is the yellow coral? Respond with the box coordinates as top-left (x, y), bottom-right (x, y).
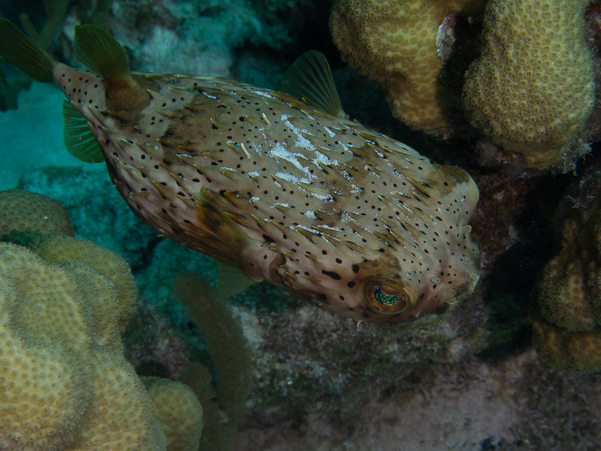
top-left (30, 234), bottom-right (137, 334)
top-left (532, 193), bottom-right (601, 372)
top-left (330, 0), bottom-right (484, 137)
top-left (143, 377), bottom-right (204, 451)
top-left (0, 188), bottom-right (74, 237)
top-left (0, 190), bottom-right (204, 450)
top-left (462, 0), bottom-right (595, 170)
top-left (536, 199), bottom-right (601, 332)
top-left (0, 242), bottom-right (167, 450)
top-left (532, 305), bottom-right (601, 373)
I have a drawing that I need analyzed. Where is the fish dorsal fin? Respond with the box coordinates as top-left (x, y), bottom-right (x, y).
top-left (62, 101), bottom-right (104, 163)
top-left (0, 19), bottom-right (55, 82)
top-left (73, 25), bottom-right (131, 85)
top-left (281, 50), bottom-right (346, 119)
top-left (217, 261), bottom-right (257, 297)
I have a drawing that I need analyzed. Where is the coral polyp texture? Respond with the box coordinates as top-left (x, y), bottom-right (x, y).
top-left (532, 193), bottom-right (601, 372)
top-left (462, 0), bottom-right (595, 171)
top-left (0, 242), bottom-right (167, 450)
top-left (330, 0), bottom-right (484, 137)
top-left (142, 377), bottom-right (204, 451)
top-left (30, 234), bottom-right (138, 334)
top-left (0, 188), bottom-right (74, 238)
top-left (532, 309), bottom-right (601, 374)
top-left (0, 190), bottom-right (203, 450)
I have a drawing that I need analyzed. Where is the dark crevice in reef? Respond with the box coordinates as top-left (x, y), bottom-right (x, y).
top-left (476, 172), bottom-right (574, 362)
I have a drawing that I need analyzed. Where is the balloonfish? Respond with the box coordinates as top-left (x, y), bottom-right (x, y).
top-left (0, 20), bottom-right (480, 324)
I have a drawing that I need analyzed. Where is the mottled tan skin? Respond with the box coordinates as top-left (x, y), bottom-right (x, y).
top-left (52, 62), bottom-right (480, 324)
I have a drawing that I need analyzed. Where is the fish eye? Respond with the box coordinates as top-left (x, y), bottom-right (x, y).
top-left (364, 282), bottom-right (412, 315)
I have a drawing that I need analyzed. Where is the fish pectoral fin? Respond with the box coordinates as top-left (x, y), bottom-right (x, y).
top-left (196, 188), bottom-right (258, 292)
top-left (62, 101), bottom-right (104, 163)
top-left (216, 261), bottom-right (257, 297)
top-left (281, 50), bottom-right (347, 119)
top-left (0, 19), bottom-right (56, 82)
top-left (197, 189), bottom-right (259, 296)
top-left (73, 25), bottom-right (131, 86)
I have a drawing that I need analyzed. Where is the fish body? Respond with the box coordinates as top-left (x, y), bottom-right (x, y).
top-left (0, 22), bottom-right (480, 324)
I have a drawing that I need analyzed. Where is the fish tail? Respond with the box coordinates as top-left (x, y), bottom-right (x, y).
top-left (0, 19), bottom-right (56, 82)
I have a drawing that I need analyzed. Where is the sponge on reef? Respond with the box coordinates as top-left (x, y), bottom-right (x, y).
top-left (330, 0), bottom-right (485, 137)
top-left (532, 193), bottom-right (601, 372)
top-left (462, 0), bottom-right (595, 170)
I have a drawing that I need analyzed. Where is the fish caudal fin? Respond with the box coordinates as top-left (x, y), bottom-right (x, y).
top-left (73, 25), bottom-right (131, 85)
top-left (62, 101), bottom-right (104, 163)
top-left (281, 50), bottom-right (346, 119)
top-left (73, 25), bottom-right (149, 112)
top-left (0, 19), bottom-right (56, 82)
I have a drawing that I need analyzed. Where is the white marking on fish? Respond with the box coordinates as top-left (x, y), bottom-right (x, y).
top-left (240, 142), bottom-right (251, 159)
top-left (252, 90), bottom-right (276, 99)
top-left (323, 126), bottom-right (336, 137)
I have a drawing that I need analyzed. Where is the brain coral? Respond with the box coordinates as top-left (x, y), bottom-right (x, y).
top-left (330, 0), bottom-right (485, 137)
top-left (532, 192), bottom-right (601, 372)
top-left (462, 0), bottom-right (595, 171)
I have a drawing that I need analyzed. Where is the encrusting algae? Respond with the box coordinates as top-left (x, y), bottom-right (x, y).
top-left (0, 19), bottom-right (480, 325)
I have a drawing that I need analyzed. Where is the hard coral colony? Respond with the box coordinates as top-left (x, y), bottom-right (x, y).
top-left (331, 0), bottom-right (598, 172)
top-left (532, 192), bottom-right (601, 373)
top-left (0, 189), bottom-right (254, 449)
top-left (0, 190), bottom-right (204, 450)
top-left (0, 19), bottom-right (481, 325)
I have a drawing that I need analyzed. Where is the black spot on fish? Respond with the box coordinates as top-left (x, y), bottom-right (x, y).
top-left (321, 270), bottom-right (341, 280)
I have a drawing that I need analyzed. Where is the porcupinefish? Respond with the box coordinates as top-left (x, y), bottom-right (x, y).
top-left (0, 20), bottom-right (480, 324)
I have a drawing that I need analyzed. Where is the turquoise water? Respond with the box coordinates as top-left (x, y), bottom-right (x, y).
top-left (0, 83), bottom-right (89, 190)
